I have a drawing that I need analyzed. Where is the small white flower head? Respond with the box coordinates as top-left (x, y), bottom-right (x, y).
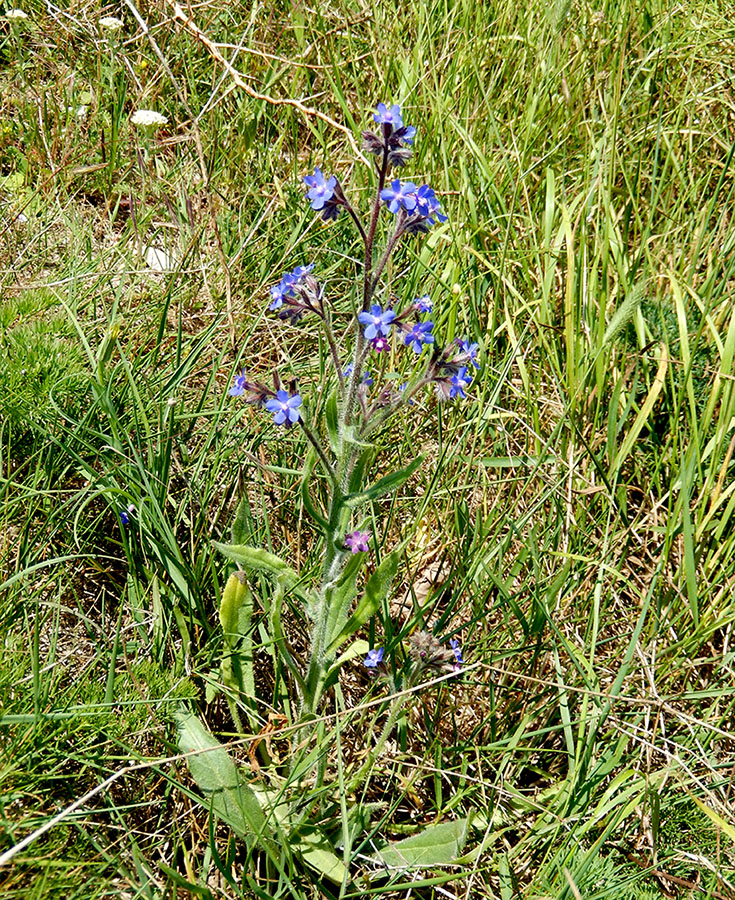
top-left (131, 109), bottom-right (168, 128)
top-left (4, 9), bottom-right (29, 19)
top-left (75, 105), bottom-right (88, 120)
top-left (99, 16), bottom-right (124, 31)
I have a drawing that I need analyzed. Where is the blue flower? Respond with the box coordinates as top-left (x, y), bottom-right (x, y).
top-left (449, 367), bottom-right (472, 399)
top-left (358, 304), bottom-right (396, 340)
top-left (402, 126), bottom-right (416, 145)
top-left (303, 167), bottom-right (337, 211)
top-left (362, 369), bottom-right (374, 386)
top-left (373, 103), bottom-right (403, 127)
top-left (119, 510), bottom-right (129, 525)
top-left (458, 339), bottom-right (480, 369)
top-left (229, 371), bottom-right (248, 397)
top-left (380, 179), bottom-right (418, 214)
top-left (265, 390), bottom-right (302, 426)
top-left (363, 646), bottom-right (385, 668)
top-left (414, 295), bottom-right (433, 313)
top-left (343, 363), bottom-right (354, 377)
top-left (414, 184), bottom-right (448, 225)
top-left (268, 265), bottom-right (314, 311)
top-left (269, 274), bottom-right (296, 310)
top-left (449, 638), bottom-right (463, 665)
top-left (403, 321), bottom-right (435, 353)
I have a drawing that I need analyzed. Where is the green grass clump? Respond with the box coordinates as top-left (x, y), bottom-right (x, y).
top-left (0, 289), bottom-right (88, 457)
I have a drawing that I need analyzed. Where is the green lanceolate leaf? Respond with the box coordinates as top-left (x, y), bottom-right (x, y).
top-left (327, 549), bottom-right (399, 654)
top-left (219, 571), bottom-right (253, 643)
top-left (175, 709), bottom-right (267, 843)
top-left (231, 491), bottom-right (253, 546)
top-left (213, 542), bottom-right (299, 589)
top-left (218, 572), bottom-right (256, 727)
top-left (326, 639), bottom-right (369, 679)
top-left (370, 817), bottom-right (469, 869)
top-left (342, 455), bottom-right (424, 508)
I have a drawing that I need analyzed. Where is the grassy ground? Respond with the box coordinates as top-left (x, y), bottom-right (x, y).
top-left (2, 0), bottom-right (735, 896)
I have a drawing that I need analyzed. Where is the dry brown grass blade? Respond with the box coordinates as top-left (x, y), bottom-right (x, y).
top-left (164, 0), bottom-right (369, 165)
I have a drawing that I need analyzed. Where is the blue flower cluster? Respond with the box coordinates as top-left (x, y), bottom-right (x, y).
top-left (381, 181), bottom-right (447, 232)
top-left (229, 100), bottom-right (479, 439)
top-left (363, 101), bottom-right (417, 167)
top-left (270, 264), bottom-right (315, 311)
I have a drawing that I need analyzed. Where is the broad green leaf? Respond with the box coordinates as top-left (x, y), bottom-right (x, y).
top-left (324, 555), bottom-right (363, 652)
top-left (175, 709), bottom-right (267, 842)
top-left (348, 447), bottom-right (377, 493)
top-left (342, 455), bottom-right (423, 508)
top-left (230, 491), bottom-right (253, 546)
top-left (371, 818), bottom-right (469, 869)
top-left (219, 572), bottom-right (253, 645)
top-left (291, 825), bottom-right (348, 884)
top-left (327, 550), bottom-right (399, 654)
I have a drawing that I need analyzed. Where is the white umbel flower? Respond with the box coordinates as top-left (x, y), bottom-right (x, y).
top-left (99, 16), bottom-right (124, 30)
top-left (4, 9), bottom-right (29, 19)
top-left (131, 109), bottom-right (168, 128)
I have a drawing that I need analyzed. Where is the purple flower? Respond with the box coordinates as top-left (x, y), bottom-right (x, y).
top-left (401, 126), bottom-right (416, 145)
top-left (343, 362), bottom-right (354, 377)
top-left (227, 373), bottom-right (272, 407)
top-left (373, 103), bottom-right (403, 127)
top-left (414, 295), bottom-right (433, 313)
top-left (371, 335), bottom-right (390, 352)
top-left (449, 638), bottom-right (463, 665)
top-left (344, 530), bottom-right (370, 552)
top-left (265, 390), bottom-right (302, 426)
top-left (358, 304), bottom-right (396, 340)
top-left (119, 510), bottom-right (129, 525)
top-left (303, 167), bottom-right (337, 211)
top-left (403, 321), bottom-right (435, 353)
top-left (362, 369), bottom-right (374, 387)
top-left (363, 647), bottom-right (385, 668)
top-left (380, 179), bottom-right (418, 214)
top-left (450, 367), bottom-right (472, 399)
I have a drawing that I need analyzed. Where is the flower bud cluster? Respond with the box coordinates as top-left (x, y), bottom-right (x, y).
top-left (363, 630), bottom-right (464, 676)
top-left (269, 264), bottom-right (322, 322)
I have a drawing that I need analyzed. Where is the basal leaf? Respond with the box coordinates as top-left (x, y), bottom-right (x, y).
top-left (292, 825), bottom-right (348, 884)
top-left (175, 709), bottom-right (267, 843)
top-left (371, 818), bottom-right (469, 869)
